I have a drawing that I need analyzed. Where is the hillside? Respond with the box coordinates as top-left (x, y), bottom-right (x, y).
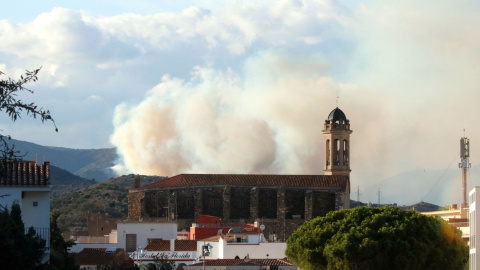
top-left (5, 137), bottom-right (117, 181)
top-left (51, 174), bottom-right (166, 232)
top-left (49, 165), bottom-right (97, 196)
top-left (350, 200), bottom-right (440, 212)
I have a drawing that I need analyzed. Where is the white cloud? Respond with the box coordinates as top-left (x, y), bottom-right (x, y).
top-left (2, 0), bottom-right (480, 205)
top-left (111, 51), bottom-right (339, 176)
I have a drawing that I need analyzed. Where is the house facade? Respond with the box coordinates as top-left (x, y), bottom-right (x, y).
top-left (469, 187), bottom-right (480, 270)
top-left (0, 161), bottom-right (51, 263)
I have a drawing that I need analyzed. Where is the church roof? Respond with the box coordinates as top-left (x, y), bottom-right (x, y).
top-left (139, 174), bottom-right (348, 190)
top-left (327, 107), bottom-right (348, 122)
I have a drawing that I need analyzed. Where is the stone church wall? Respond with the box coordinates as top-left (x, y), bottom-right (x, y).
top-left (128, 185), bottom-right (341, 238)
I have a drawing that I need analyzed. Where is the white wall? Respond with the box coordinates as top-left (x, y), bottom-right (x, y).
top-left (220, 240), bottom-right (287, 259)
top-left (195, 238), bottom-right (287, 260)
top-left (0, 185), bottom-right (51, 264)
top-left (117, 222), bottom-right (177, 251)
top-left (22, 190), bottom-right (50, 229)
top-left (0, 186), bottom-right (50, 229)
top-left (196, 241), bottom-right (220, 259)
top-left (69, 243), bottom-right (118, 253)
top-left (470, 187), bottom-right (480, 270)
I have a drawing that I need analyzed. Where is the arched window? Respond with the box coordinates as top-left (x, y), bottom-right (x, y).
top-left (335, 139), bottom-right (340, 166)
top-left (343, 139), bottom-right (349, 166)
top-left (326, 139), bottom-right (330, 167)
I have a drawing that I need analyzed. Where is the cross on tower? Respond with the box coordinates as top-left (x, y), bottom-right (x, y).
top-left (336, 89), bottom-right (340, 107)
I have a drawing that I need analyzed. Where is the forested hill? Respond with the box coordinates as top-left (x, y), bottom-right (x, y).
top-left (51, 174), bottom-right (166, 233)
top-left (49, 165), bottom-right (97, 196)
top-left (5, 137), bottom-right (117, 181)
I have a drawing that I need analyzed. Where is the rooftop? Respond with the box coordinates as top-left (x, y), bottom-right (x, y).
top-left (139, 174), bottom-right (348, 190)
top-left (188, 258), bottom-right (293, 267)
top-left (74, 248), bottom-right (134, 268)
top-left (0, 161), bottom-right (50, 186)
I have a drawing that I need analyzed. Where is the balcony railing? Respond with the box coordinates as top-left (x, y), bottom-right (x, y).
top-left (26, 227), bottom-right (50, 250)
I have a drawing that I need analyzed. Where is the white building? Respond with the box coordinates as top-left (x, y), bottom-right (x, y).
top-left (197, 234), bottom-right (287, 260)
top-left (422, 206), bottom-right (470, 242)
top-left (184, 223), bottom-right (296, 270)
top-left (78, 221), bottom-right (194, 268)
top-left (183, 230), bottom-right (297, 270)
top-left (470, 187), bottom-right (480, 270)
top-left (0, 161), bottom-right (51, 263)
top-left (116, 221), bottom-right (178, 252)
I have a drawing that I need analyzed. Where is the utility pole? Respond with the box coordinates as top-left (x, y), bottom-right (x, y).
top-left (357, 186), bottom-right (361, 202)
top-left (459, 136), bottom-right (471, 207)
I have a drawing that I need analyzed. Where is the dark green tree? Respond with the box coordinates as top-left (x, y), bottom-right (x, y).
top-left (286, 206), bottom-right (468, 270)
top-left (49, 211), bottom-right (78, 270)
top-left (0, 203), bottom-right (46, 269)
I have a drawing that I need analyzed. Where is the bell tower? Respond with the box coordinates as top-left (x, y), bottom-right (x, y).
top-left (323, 107), bottom-right (352, 176)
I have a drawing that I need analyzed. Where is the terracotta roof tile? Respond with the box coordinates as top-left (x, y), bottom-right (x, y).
top-left (140, 174), bottom-right (348, 190)
top-left (0, 161), bottom-right (50, 186)
top-left (189, 258), bottom-right (294, 267)
top-left (198, 235), bottom-right (236, 242)
top-left (75, 248), bottom-right (134, 268)
top-left (174, 240), bottom-right (197, 251)
top-left (145, 239), bottom-right (170, 251)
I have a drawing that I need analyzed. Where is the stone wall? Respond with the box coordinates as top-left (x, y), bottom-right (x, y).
top-left (129, 185), bottom-right (343, 239)
top-left (127, 191), bottom-right (145, 219)
top-left (312, 191), bottom-right (336, 217)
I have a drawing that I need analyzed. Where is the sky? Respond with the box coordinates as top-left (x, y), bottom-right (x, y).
top-left (1, 0), bottom-right (480, 205)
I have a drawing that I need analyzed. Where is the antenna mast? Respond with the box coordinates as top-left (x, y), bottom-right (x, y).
top-left (459, 136), bottom-right (471, 207)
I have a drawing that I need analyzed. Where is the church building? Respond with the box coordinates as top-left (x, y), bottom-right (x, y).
top-left (127, 107), bottom-right (352, 240)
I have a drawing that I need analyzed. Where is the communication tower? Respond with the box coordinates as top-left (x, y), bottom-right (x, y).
top-left (459, 137), bottom-right (471, 207)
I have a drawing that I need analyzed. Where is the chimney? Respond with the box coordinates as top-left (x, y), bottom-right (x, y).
top-left (135, 175), bottom-right (141, 188)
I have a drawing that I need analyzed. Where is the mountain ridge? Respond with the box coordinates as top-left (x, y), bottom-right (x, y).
top-left (4, 137), bottom-right (117, 181)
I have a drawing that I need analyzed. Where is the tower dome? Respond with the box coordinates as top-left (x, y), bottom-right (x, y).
top-left (327, 107), bottom-right (348, 124)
